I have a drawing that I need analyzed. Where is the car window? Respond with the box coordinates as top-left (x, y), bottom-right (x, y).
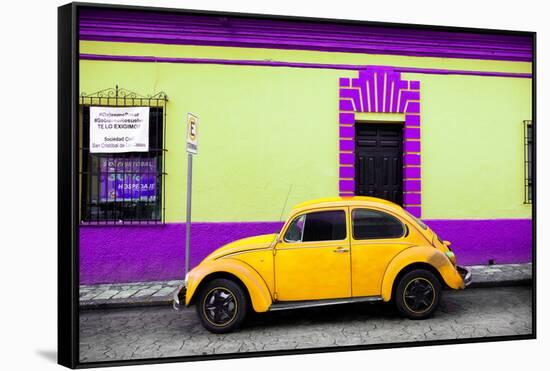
top-left (284, 210), bottom-right (346, 242)
top-left (284, 215), bottom-right (305, 242)
top-left (352, 209), bottom-right (405, 239)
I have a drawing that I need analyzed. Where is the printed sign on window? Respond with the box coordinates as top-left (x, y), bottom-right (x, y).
top-left (90, 106), bottom-right (150, 153)
top-left (99, 157), bottom-right (157, 202)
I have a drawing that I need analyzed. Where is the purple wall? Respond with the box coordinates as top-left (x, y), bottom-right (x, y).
top-left (80, 219), bottom-right (532, 284)
top-left (426, 219), bottom-right (532, 266)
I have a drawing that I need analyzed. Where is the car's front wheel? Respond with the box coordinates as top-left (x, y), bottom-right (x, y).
top-left (196, 278), bottom-right (248, 333)
top-left (395, 269), bottom-right (441, 319)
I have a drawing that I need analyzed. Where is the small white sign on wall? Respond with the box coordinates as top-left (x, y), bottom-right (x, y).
top-left (186, 113), bottom-right (199, 154)
top-left (90, 106), bottom-right (150, 153)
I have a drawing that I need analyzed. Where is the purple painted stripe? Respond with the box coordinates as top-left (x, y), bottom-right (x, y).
top-left (384, 74), bottom-right (393, 113)
top-left (407, 90), bottom-right (420, 101)
top-left (339, 125), bottom-right (354, 138)
top-left (406, 101), bottom-right (420, 113)
top-left (404, 154), bottom-right (421, 166)
top-left (399, 90), bottom-right (420, 109)
top-left (339, 77), bottom-right (350, 87)
top-left (79, 8), bottom-right (533, 62)
top-left (367, 71), bottom-right (376, 112)
top-left (339, 112), bottom-right (355, 125)
top-left (340, 89), bottom-right (361, 111)
top-left (410, 80), bottom-right (420, 90)
top-left (405, 206), bottom-right (422, 218)
top-left (405, 114), bottom-right (420, 126)
top-left (353, 71), bottom-right (366, 112)
top-left (339, 139), bottom-right (355, 152)
top-left (403, 179), bottom-right (421, 192)
top-left (403, 192), bottom-right (421, 205)
top-left (339, 99), bottom-right (354, 111)
top-left (79, 54), bottom-right (533, 79)
top-left (80, 35), bottom-right (532, 62)
top-left (339, 152), bottom-right (355, 165)
top-left (404, 127), bottom-right (421, 139)
top-left (404, 140), bottom-right (421, 153)
top-left (404, 166), bottom-right (421, 178)
top-left (339, 179), bottom-right (355, 192)
top-left (339, 166), bottom-right (355, 178)
top-left (79, 219), bottom-right (532, 283)
top-left (376, 71), bottom-right (385, 112)
top-left (392, 80), bottom-right (407, 112)
top-left (386, 72), bottom-right (400, 113)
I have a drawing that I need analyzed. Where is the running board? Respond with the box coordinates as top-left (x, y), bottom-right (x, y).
top-left (268, 296), bottom-right (383, 312)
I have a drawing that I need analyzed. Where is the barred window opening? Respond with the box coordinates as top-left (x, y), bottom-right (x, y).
top-left (79, 87), bottom-right (167, 224)
top-left (524, 120), bottom-right (533, 204)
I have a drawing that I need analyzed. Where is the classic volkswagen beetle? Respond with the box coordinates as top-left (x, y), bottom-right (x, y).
top-left (173, 196), bottom-right (471, 333)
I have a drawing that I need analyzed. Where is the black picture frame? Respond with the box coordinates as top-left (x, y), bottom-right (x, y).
top-left (58, 2), bottom-right (536, 368)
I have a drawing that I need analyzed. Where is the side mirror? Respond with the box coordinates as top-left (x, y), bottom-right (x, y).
top-left (443, 240), bottom-right (452, 247)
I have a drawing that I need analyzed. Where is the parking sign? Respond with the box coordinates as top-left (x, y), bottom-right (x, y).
top-left (186, 113), bottom-right (199, 154)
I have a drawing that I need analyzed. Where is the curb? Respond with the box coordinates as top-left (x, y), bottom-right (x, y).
top-left (79, 278), bottom-right (532, 311)
top-left (80, 298), bottom-right (174, 311)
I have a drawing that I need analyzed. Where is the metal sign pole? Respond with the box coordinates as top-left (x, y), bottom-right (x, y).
top-left (184, 112), bottom-right (198, 279)
top-left (185, 152), bottom-right (193, 277)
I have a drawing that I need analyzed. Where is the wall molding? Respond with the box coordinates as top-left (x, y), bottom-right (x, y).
top-left (79, 54), bottom-right (532, 79)
top-left (80, 8), bottom-right (533, 62)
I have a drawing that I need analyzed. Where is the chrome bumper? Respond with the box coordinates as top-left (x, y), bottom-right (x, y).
top-left (457, 266), bottom-right (472, 287)
top-left (172, 284), bottom-right (187, 311)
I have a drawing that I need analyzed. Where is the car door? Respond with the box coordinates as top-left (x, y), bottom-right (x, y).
top-left (350, 207), bottom-right (414, 297)
top-left (274, 208), bottom-right (351, 301)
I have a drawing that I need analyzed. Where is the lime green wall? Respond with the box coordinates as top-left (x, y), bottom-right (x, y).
top-left (80, 42), bottom-right (532, 221)
top-left (81, 41), bottom-right (531, 74)
top-left (404, 73), bottom-right (532, 219)
top-left (81, 60), bottom-right (345, 221)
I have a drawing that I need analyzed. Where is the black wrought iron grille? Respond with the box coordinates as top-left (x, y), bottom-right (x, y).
top-left (524, 120), bottom-right (533, 204)
top-left (79, 86), bottom-right (168, 224)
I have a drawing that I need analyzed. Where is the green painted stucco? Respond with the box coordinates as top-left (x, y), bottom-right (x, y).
top-left (404, 73), bottom-right (532, 219)
top-left (81, 60), bottom-right (345, 221)
top-left (80, 41), bottom-right (532, 74)
top-left (80, 42), bottom-right (532, 222)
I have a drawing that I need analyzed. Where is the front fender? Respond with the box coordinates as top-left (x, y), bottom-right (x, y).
top-left (381, 246), bottom-right (465, 301)
top-left (185, 258), bottom-right (273, 312)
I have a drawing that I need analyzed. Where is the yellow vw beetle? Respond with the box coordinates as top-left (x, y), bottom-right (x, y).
top-left (173, 197), bottom-right (471, 333)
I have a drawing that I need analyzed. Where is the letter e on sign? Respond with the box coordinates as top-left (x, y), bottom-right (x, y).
top-left (186, 113), bottom-right (199, 154)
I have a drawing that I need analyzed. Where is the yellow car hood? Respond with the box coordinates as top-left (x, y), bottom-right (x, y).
top-left (202, 233), bottom-right (278, 261)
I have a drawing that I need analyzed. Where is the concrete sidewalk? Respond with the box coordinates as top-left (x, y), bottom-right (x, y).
top-left (79, 263), bottom-right (532, 310)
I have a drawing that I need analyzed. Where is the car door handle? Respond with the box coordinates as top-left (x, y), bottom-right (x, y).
top-left (333, 247), bottom-right (350, 253)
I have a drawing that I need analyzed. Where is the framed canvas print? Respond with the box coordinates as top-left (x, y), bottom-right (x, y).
top-left (58, 2), bottom-right (536, 368)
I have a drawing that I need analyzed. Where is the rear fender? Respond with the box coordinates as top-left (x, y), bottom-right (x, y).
top-left (381, 246), bottom-right (465, 301)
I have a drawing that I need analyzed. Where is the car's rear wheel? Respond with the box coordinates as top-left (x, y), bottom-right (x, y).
top-left (196, 278), bottom-right (248, 333)
top-left (395, 269), bottom-right (441, 319)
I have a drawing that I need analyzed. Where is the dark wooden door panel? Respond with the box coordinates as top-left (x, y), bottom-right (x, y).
top-left (355, 124), bottom-right (403, 205)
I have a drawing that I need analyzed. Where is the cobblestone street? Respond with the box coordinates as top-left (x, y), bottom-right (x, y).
top-left (79, 286), bottom-right (532, 363)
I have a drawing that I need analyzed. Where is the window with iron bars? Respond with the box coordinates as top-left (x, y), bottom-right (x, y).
top-left (524, 120), bottom-right (533, 204)
top-left (79, 87), bottom-right (168, 224)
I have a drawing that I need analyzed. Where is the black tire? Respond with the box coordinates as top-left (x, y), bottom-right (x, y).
top-left (195, 278), bottom-right (248, 333)
top-left (395, 269), bottom-right (441, 319)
